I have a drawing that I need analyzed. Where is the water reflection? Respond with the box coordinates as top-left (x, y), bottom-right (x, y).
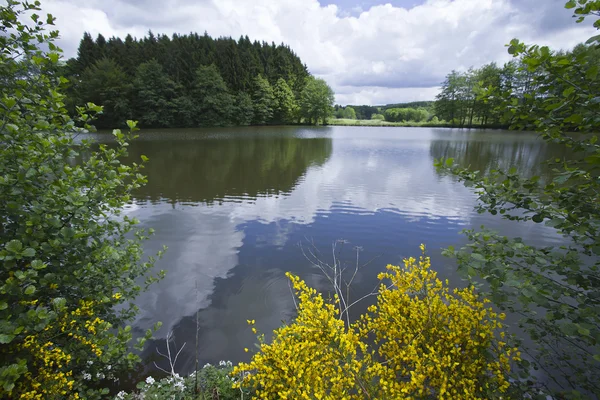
top-left (110, 127), bottom-right (568, 375)
top-left (125, 134), bottom-right (332, 204)
top-left (429, 129), bottom-right (567, 178)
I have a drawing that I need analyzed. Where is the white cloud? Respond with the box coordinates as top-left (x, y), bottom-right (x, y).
top-left (42, 0), bottom-right (596, 105)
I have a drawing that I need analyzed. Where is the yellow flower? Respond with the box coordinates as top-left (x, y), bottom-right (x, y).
top-left (232, 245), bottom-right (516, 399)
top-left (112, 292), bottom-right (122, 300)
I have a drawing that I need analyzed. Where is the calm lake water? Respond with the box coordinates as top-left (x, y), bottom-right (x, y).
top-left (103, 126), bottom-right (566, 375)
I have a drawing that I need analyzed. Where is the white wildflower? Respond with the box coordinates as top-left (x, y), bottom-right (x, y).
top-left (87, 360), bottom-right (94, 366)
top-left (116, 391), bottom-right (127, 400)
top-left (96, 372), bottom-right (105, 380)
top-left (174, 381), bottom-right (185, 391)
top-left (106, 365), bottom-right (112, 370)
top-left (202, 363), bottom-right (211, 369)
top-left (226, 361), bottom-right (232, 367)
top-left (83, 373), bottom-right (92, 381)
top-left (219, 360), bottom-right (226, 367)
top-left (145, 376), bottom-right (155, 385)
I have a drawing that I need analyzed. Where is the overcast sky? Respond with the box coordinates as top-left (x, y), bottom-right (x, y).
top-left (41, 0), bottom-right (596, 105)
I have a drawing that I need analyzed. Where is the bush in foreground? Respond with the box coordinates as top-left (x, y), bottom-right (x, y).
top-left (0, 2), bottom-right (163, 398)
top-left (117, 247), bottom-right (516, 399)
top-left (231, 246), bottom-right (517, 399)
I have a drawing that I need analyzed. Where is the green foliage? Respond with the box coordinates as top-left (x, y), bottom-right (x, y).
top-left (342, 106), bottom-right (356, 119)
top-left (192, 64), bottom-right (234, 126)
top-left (300, 77), bottom-right (335, 125)
top-left (434, 63), bottom-right (506, 127)
top-left (116, 363), bottom-right (250, 400)
top-left (133, 59), bottom-right (178, 127)
top-left (436, 2), bottom-right (600, 397)
top-left (62, 31), bottom-right (314, 128)
top-left (329, 118), bottom-right (448, 127)
top-left (232, 92), bottom-right (254, 126)
top-left (370, 113), bottom-right (385, 121)
top-left (384, 107), bottom-right (429, 122)
top-left (78, 58), bottom-right (132, 128)
top-left (345, 105), bottom-right (379, 120)
top-left (272, 78), bottom-right (298, 124)
top-left (251, 74), bottom-right (275, 125)
top-left (335, 102), bottom-right (435, 121)
top-left (0, 1), bottom-right (162, 397)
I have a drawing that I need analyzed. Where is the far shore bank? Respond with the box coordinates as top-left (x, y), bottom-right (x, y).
top-left (327, 119), bottom-right (509, 129)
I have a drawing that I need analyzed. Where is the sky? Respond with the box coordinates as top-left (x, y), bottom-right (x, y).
top-left (39, 0), bottom-right (597, 105)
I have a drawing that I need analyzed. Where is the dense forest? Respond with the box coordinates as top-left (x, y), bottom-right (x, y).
top-left (61, 32), bottom-right (334, 128)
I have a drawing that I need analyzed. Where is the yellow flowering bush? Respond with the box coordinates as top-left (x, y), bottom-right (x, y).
top-left (9, 300), bottom-right (112, 399)
top-left (2, 294), bottom-right (142, 400)
top-left (234, 245), bottom-right (519, 399)
top-left (234, 275), bottom-right (367, 399)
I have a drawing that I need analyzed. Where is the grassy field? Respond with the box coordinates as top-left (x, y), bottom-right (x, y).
top-left (327, 118), bottom-right (452, 127)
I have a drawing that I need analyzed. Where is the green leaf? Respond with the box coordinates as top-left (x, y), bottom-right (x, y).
top-left (0, 302), bottom-right (7, 310)
top-left (560, 322), bottom-right (578, 336)
top-left (5, 240), bottom-right (22, 253)
top-left (578, 327), bottom-right (591, 336)
top-left (532, 214), bottom-right (544, 223)
top-left (30, 260), bottom-right (45, 270)
top-left (563, 86), bottom-right (575, 97)
top-left (445, 158), bottom-right (454, 167)
top-left (587, 64), bottom-right (599, 80)
top-left (565, 0), bottom-right (576, 9)
top-left (545, 218), bottom-right (563, 228)
top-left (22, 248), bottom-right (35, 258)
top-left (24, 286), bottom-right (36, 295)
top-left (52, 297), bottom-right (66, 310)
top-left (471, 252), bottom-right (486, 262)
top-left (564, 114), bottom-right (583, 124)
top-left (0, 334), bottom-right (15, 344)
top-left (584, 155), bottom-right (600, 165)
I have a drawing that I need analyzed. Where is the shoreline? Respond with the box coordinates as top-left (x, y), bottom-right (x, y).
top-left (326, 120), bottom-right (510, 129)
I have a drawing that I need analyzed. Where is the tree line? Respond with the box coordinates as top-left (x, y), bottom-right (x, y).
top-left (334, 102), bottom-right (436, 122)
top-left (434, 43), bottom-right (600, 128)
top-left (61, 32), bottom-right (334, 128)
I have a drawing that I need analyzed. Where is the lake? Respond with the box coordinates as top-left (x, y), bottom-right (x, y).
top-left (106, 125), bottom-right (566, 375)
